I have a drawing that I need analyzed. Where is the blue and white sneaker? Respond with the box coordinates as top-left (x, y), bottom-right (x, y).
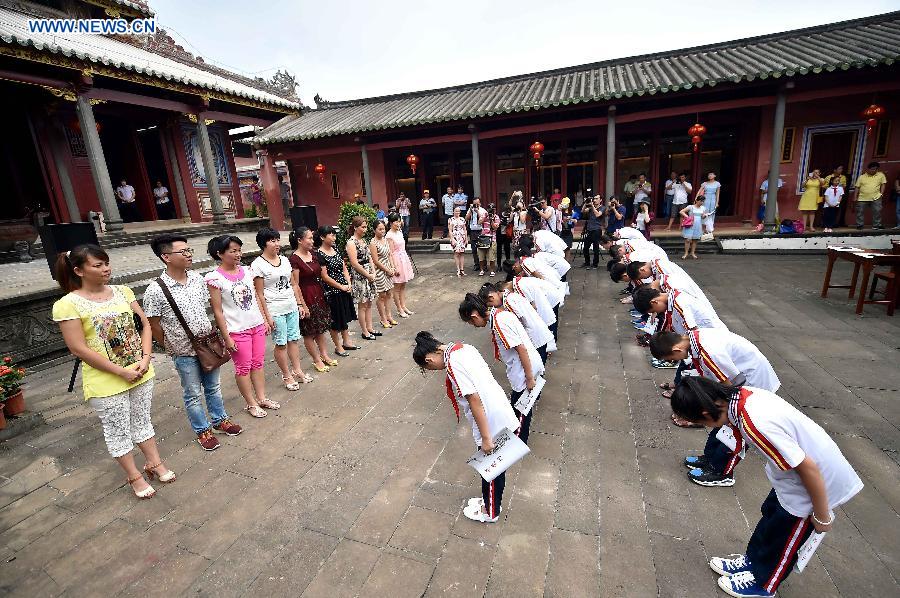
top-left (717, 571), bottom-right (774, 597)
top-left (684, 455), bottom-right (710, 469)
top-left (710, 554), bottom-right (752, 576)
top-left (688, 467), bottom-right (735, 487)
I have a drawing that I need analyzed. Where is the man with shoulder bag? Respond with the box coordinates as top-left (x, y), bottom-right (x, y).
top-left (143, 234), bottom-right (242, 451)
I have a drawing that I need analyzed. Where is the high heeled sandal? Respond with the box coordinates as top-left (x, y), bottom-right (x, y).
top-left (291, 370), bottom-right (314, 383)
top-left (313, 363), bottom-right (330, 373)
top-left (245, 405), bottom-right (268, 418)
top-left (324, 358), bottom-right (339, 367)
top-left (381, 321), bottom-right (392, 329)
top-left (258, 398), bottom-right (281, 410)
top-left (281, 374), bottom-right (300, 391)
top-left (403, 309), bottom-right (415, 316)
top-left (143, 462), bottom-right (176, 483)
top-left (127, 473), bottom-right (155, 499)
top-left (389, 319), bottom-right (399, 326)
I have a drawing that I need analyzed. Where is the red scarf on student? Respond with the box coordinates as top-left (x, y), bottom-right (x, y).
top-left (489, 307), bottom-right (507, 361)
top-left (443, 343), bottom-right (464, 422)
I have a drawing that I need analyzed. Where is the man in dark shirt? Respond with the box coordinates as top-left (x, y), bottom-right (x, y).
top-left (582, 195), bottom-right (605, 269)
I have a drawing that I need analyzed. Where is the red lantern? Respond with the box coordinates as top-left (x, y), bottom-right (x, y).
top-left (688, 123), bottom-right (706, 152)
top-left (866, 118), bottom-right (878, 132)
top-left (529, 141), bottom-right (545, 166)
top-left (406, 153), bottom-right (420, 175)
top-left (314, 162), bottom-right (326, 183)
top-left (862, 104), bottom-right (885, 132)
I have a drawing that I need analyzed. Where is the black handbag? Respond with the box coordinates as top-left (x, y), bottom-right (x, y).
top-left (477, 234), bottom-right (494, 249)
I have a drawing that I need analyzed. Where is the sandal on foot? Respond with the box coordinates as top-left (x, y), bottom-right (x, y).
top-left (661, 389), bottom-right (674, 399)
top-left (258, 398), bottom-right (280, 410)
top-left (325, 358), bottom-right (339, 367)
top-left (404, 310), bottom-right (415, 315)
top-left (313, 363), bottom-right (330, 373)
top-left (127, 474), bottom-right (155, 499)
top-left (293, 371), bottom-right (314, 383)
top-left (671, 413), bottom-right (703, 428)
top-left (389, 319), bottom-right (399, 326)
top-left (245, 405), bottom-right (268, 418)
top-left (143, 462), bottom-right (176, 483)
top-left (398, 312), bottom-right (409, 318)
top-left (281, 375), bottom-right (300, 391)
top-left (344, 345), bottom-right (360, 350)
top-left (659, 382), bottom-right (675, 390)
top-left (335, 350), bottom-right (350, 357)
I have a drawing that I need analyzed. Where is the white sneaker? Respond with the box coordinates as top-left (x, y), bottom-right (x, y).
top-left (463, 502), bottom-right (500, 523)
top-left (466, 497), bottom-right (483, 508)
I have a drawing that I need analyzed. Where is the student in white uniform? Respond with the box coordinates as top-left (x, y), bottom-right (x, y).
top-left (479, 283), bottom-right (555, 363)
top-left (515, 252), bottom-right (569, 299)
top-left (413, 331), bottom-right (520, 524)
top-left (459, 294), bottom-right (543, 445)
top-left (671, 377), bottom-right (863, 598)
top-left (503, 262), bottom-right (564, 340)
top-left (532, 249), bottom-right (571, 282)
top-left (530, 229), bottom-right (567, 258)
top-left (627, 260), bottom-right (714, 315)
top-left (614, 226), bottom-right (645, 241)
top-left (606, 239), bottom-right (668, 263)
top-left (649, 329), bottom-right (780, 488)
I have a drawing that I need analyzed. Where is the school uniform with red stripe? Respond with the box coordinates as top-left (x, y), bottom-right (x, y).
top-left (728, 387), bottom-right (863, 594)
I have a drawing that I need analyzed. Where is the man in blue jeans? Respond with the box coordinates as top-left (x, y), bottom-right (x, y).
top-left (144, 234), bottom-right (243, 451)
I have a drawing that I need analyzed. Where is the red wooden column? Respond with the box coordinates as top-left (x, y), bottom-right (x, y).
top-left (258, 149), bottom-right (285, 230)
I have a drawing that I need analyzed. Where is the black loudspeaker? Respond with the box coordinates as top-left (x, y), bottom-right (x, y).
top-left (289, 205), bottom-right (318, 231)
top-left (39, 223), bottom-right (100, 280)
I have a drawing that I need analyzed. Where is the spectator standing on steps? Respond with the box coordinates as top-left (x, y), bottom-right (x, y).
top-left (581, 195), bottom-right (605, 269)
top-left (419, 190), bottom-right (436, 240)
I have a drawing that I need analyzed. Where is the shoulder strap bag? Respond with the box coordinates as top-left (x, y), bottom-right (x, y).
top-left (155, 278), bottom-right (231, 373)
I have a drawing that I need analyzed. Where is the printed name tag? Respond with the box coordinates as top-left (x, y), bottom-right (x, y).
top-left (716, 425), bottom-right (738, 451)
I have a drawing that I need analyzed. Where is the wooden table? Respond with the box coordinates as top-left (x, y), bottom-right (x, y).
top-left (820, 247), bottom-right (900, 315)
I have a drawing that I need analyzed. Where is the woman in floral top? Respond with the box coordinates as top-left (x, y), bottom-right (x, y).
top-left (53, 244), bottom-right (174, 499)
top-left (290, 227), bottom-right (338, 373)
top-left (315, 226), bottom-right (358, 356)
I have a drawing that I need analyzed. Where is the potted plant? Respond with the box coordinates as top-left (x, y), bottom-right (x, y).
top-left (0, 355), bottom-right (26, 417)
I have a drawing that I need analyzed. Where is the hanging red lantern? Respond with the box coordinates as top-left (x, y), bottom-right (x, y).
top-left (314, 162), bottom-right (326, 183)
top-left (406, 153), bottom-right (420, 175)
top-left (862, 104), bottom-right (885, 132)
top-left (688, 122), bottom-right (706, 152)
top-left (529, 141), bottom-right (545, 167)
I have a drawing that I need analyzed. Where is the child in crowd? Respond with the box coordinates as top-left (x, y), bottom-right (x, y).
top-left (459, 293), bottom-right (543, 444)
top-left (822, 177), bottom-right (844, 233)
top-left (671, 377), bottom-right (863, 598)
top-left (479, 282), bottom-right (555, 363)
top-left (413, 331), bottom-right (520, 523)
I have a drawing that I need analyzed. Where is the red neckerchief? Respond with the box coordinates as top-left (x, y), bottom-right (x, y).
top-left (443, 343), bottom-right (464, 422)
top-left (663, 289), bottom-right (680, 332)
top-left (688, 329), bottom-right (703, 373)
top-left (489, 307), bottom-right (506, 361)
top-left (501, 290), bottom-right (519, 318)
top-left (512, 276), bottom-right (524, 295)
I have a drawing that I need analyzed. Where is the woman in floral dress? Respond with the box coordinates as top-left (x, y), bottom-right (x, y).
top-left (448, 206), bottom-right (468, 277)
top-left (289, 227), bottom-right (338, 373)
top-left (345, 216), bottom-right (378, 341)
top-left (315, 226), bottom-right (358, 356)
top-left (369, 220), bottom-right (396, 328)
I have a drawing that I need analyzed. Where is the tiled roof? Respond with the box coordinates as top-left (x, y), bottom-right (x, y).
top-left (0, 7), bottom-right (300, 110)
top-left (258, 11), bottom-right (900, 144)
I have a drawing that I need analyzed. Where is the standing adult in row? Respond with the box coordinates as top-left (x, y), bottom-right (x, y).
top-left (419, 190), bottom-right (436, 240)
top-left (698, 172), bottom-right (721, 234)
top-left (116, 178), bottom-right (140, 223)
top-left (290, 228), bottom-right (339, 372)
top-left (666, 174), bottom-right (692, 231)
top-left (623, 174), bottom-right (638, 220)
top-left (145, 235), bottom-right (242, 452)
top-left (448, 206), bottom-right (469, 277)
top-left (798, 169), bottom-right (822, 232)
top-left (466, 197), bottom-right (487, 272)
top-left (442, 186), bottom-right (455, 238)
top-left (496, 203), bottom-right (513, 264)
top-left (852, 161), bottom-right (887, 230)
top-left (206, 235), bottom-right (278, 418)
top-left (315, 226), bottom-right (359, 356)
top-left (53, 245), bottom-right (171, 498)
top-left (581, 195), bottom-right (604, 270)
top-left (662, 171), bottom-right (677, 220)
top-left (346, 216), bottom-right (379, 340)
top-left (476, 204), bottom-right (500, 277)
top-left (633, 174), bottom-right (651, 214)
top-left (387, 213), bottom-right (416, 317)
top-left (396, 192), bottom-right (413, 240)
top-left (153, 180), bottom-right (176, 220)
top-left (251, 228), bottom-right (311, 390)
top-left (511, 196), bottom-right (528, 249)
top-left (370, 220), bottom-right (397, 328)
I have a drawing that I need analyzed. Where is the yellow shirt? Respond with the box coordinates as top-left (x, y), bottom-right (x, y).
top-left (854, 172), bottom-right (887, 201)
top-left (52, 285), bottom-right (154, 400)
top-left (822, 174), bottom-right (847, 188)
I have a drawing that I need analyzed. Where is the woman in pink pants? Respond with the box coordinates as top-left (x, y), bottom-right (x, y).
top-left (206, 235), bottom-right (279, 418)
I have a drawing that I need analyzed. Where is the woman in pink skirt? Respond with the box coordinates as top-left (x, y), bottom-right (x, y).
top-left (386, 214), bottom-right (415, 317)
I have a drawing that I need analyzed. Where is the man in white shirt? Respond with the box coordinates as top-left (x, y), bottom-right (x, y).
top-left (441, 186), bottom-right (455, 238)
top-left (633, 174), bottom-right (651, 211)
top-left (650, 328), bottom-right (780, 488)
top-left (757, 172), bottom-right (784, 229)
top-left (115, 178), bottom-right (139, 222)
top-left (667, 173), bottom-right (692, 231)
top-left (419, 190), bottom-right (436, 240)
top-left (465, 198), bottom-right (487, 271)
top-left (537, 198), bottom-right (556, 231)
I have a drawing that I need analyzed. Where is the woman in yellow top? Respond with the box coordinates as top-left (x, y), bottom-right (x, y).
top-left (798, 169), bottom-right (822, 232)
top-left (52, 244), bottom-right (174, 499)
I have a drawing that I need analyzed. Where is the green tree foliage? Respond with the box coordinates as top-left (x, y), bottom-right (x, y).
top-left (336, 202), bottom-right (378, 257)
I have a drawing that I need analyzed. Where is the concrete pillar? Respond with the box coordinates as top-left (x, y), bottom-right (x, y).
top-left (258, 149), bottom-right (285, 230)
top-left (75, 94), bottom-right (123, 231)
top-left (605, 105), bottom-right (616, 199)
top-left (361, 144), bottom-right (372, 206)
top-left (50, 120), bottom-right (81, 222)
top-left (195, 117), bottom-right (226, 223)
top-left (162, 128), bottom-right (191, 221)
top-left (764, 84), bottom-right (791, 227)
top-left (469, 125), bottom-right (482, 199)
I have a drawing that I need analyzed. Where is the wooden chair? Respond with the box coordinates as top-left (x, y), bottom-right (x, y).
top-left (868, 240), bottom-right (900, 315)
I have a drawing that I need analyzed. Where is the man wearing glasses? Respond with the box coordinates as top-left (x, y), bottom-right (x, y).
top-left (143, 234), bottom-right (242, 451)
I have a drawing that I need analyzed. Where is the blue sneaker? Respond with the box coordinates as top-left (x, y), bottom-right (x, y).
top-left (684, 455), bottom-right (710, 469)
top-left (688, 467), bottom-right (735, 487)
top-left (717, 572), bottom-right (774, 597)
top-left (710, 554), bottom-right (752, 576)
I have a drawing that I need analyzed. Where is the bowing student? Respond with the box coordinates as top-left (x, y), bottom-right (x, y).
top-left (672, 377), bottom-right (862, 598)
top-left (529, 244), bottom-right (571, 282)
top-left (513, 249), bottom-right (569, 299)
top-left (413, 331), bottom-right (520, 524)
top-left (649, 329), bottom-right (780, 489)
top-left (530, 229), bottom-right (567, 258)
top-left (503, 260), bottom-right (564, 340)
top-left (459, 293), bottom-right (543, 445)
top-left (479, 282), bottom-right (555, 363)
top-left (627, 259), bottom-right (713, 313)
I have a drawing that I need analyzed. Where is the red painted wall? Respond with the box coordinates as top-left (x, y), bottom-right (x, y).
top-left (287, 151), bottom-right (367, 226)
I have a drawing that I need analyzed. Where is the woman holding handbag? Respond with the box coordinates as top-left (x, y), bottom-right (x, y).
top-left (680, 196), bottom-right (707, 260)
top-left (145, 234), bottom-right (241, 452)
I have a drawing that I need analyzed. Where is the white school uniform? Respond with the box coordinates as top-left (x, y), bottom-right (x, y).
top-left (666, 289), bottom-right (726, 334)
top-left (652, 261), bottom-right (714, 314)
top-left (489, 307), bottom-right (544, 393)
top-left (616, 226), bottom-right (645, 240)
top-left (521, 256), bottom-right (568, 298)
top-left (728, 387), bottom-right (862, 518)
top-left (512, 276), bottom-right (562, 326)
top-left (445, 343), bottom-right (519, 446)
top-left (534, 251), bottom-right (571, 279)
top-left (688, 328), bottom-right (780, 392)
top-left (532, 229), bottom-right (567, 257)
top-left (619, 239), bottom-right (668, 262)
top-left (503, 290), bottom-right (556, 352)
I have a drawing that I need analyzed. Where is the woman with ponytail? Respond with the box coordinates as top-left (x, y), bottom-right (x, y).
top-left (52, 244), bottom-right (174, 499)
top-left (412, 331), bottom-right (519, 523)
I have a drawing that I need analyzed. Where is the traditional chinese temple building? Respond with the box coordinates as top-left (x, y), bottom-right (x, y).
top-left (0, 0), bottom-right (300, 248)
top-left (258, 11), bottom-right (900, 229)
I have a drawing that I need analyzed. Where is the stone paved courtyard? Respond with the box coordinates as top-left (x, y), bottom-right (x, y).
top-left (0, 253), bottom-right (897, 597)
